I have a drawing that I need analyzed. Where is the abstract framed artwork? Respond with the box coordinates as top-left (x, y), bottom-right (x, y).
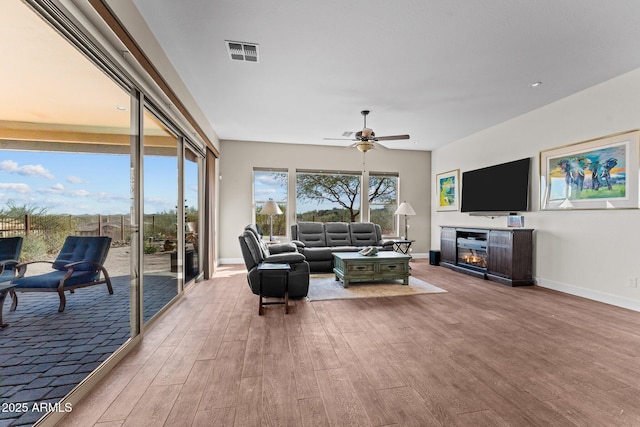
top-left (540, 130), bottom-right (640, 210)
top-left (436, 169), bottom-right (459, 211)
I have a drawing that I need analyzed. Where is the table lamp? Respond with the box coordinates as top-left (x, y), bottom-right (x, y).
top-left (262, 199), bottom-right (282, 241)
top-left (394, 201), bottom-right (416, 240)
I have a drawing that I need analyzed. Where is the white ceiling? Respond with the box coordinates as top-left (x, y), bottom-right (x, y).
top-left (67, 1), bottom-right (640, 150)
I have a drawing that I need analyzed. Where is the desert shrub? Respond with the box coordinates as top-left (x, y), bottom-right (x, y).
top-left (20, 235), bottom-right (48, 262)
top-left (144, 242), bottom-right (159, 254)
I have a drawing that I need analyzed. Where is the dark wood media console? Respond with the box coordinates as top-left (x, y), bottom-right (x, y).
top-left (440, 226), bottom-right (534, 286)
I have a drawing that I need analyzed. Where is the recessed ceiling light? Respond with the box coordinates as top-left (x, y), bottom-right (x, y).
top-left (116, 106), bottom-right (128, 111)
top-left (530, 81), bottom-right (542, 88)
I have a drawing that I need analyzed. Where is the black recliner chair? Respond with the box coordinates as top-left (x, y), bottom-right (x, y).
top-left (238, 225), bottom-right (310, 299)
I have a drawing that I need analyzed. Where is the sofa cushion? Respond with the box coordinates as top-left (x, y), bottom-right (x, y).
top-left (13, 270), bottom-right (99, 289)
top-left (296, 222), bottom-right (327, 247)
top-left (325, 222), bottom-right (352, 246)
top-left (240, 230), bottom-right (263, 267)
top-left (264, 251), bottom-right (306, 264)
top-left (244, 225), bottom-right (269, 259)
top-left (300, 247), bottom-right (333, 261)
top-left (330, 246), bottom-right (359, 253)
top-left (52, 236), bottom-right (111, 272)
top-left (349, 222), bottom-right (379, 247)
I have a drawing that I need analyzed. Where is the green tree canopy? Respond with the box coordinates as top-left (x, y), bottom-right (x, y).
top-left (295, 174), bottom-right (396, 222)
top-left (368, 176), bottom-right (396, 204)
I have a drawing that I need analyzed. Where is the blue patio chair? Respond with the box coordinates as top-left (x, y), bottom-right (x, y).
top-left (1, 237), bottom-right (23, 327)
top-left (10, 236), bottom-right (113, 312)
top-left (0, 236), bottom-right (23, 284)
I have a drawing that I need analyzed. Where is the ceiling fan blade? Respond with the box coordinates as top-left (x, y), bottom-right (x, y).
top-left (323, 137), bottom-right (357, 141)
top-left (374, 134), bottom-right (410, 141)
top-left (345, 142), bottom-right (359, 149)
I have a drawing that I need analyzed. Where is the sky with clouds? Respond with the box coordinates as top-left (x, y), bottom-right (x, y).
top-left (0, 151), bottom-right (198, 215)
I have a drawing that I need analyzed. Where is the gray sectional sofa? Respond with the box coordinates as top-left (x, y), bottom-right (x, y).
top-left (291, 221), bottom-right (394, 272)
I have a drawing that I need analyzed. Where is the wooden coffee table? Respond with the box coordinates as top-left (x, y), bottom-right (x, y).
top-left (333, 252), bottom-right (411, 288)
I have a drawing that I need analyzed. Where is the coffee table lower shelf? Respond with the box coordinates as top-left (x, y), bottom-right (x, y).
top-left (333, 252), bottom-right (411, 288)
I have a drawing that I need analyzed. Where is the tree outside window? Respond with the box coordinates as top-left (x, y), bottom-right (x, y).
top-left (254, 170), bottom-right (287, 237)
top-left (296, 172), bottom-right (361, 222)
top-left (369, 174), bottom-right (398, 236)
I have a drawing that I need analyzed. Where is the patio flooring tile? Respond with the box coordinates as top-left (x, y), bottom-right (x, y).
top-left (0, 271), bottom-right (179, 426)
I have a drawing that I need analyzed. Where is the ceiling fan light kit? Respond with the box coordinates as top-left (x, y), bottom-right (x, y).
top-left (357, 141), bottom-right (375, 152)
top-left (323, 110), bottom-right (410, 152)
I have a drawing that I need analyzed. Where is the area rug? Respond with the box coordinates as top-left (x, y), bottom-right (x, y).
top-left (307, 273), bottom-right (447, 301)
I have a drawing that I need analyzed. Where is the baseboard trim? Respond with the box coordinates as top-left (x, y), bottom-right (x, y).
top-left (219, 258), bottom-right (244, 265)
top-left (536, 277), bottom-right (640, 313)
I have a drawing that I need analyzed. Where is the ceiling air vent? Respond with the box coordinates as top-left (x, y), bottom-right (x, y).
top-left (225, 41), bottom-right (259, 62)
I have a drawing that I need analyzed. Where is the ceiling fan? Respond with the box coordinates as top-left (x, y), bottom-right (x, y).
top-left (323, 110), bottom-right (410, 152)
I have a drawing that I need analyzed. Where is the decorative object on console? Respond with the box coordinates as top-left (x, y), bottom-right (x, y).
top-left (395, 201), bottom-right (416, 240)
top-left (262, 198), bottom-right (282, 241)
top-left (507, 215), bottom-right (525, 228)
top-left (540, 129), bottom-right (639, 210)
top-left (436, 169), bottom-right (459, 211)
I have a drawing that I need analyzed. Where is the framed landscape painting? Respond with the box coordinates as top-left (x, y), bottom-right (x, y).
top-left (540, 130), bottom-right (640, 210)
top-left (436, 169), bottom-right (459, 211)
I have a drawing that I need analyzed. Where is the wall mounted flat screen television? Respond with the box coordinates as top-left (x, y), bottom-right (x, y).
top-left (460, 157), bottom-right (531, 213)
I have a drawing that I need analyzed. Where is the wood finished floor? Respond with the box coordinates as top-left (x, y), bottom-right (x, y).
top-left (59, 261), bottom-right (640, 427)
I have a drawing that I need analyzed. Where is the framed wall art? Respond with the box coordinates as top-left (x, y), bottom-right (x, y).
top-left (540, 130), bottom-right (639, 210)
top-left (436, 169), bottom-right (459, 211)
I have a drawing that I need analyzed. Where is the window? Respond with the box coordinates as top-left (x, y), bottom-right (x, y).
top-left (254, 169), bottom-right (287, 237)
top-left (369, 173), bottom-right (399, 236)
top-left (296, 170), bottom-right (361, 222)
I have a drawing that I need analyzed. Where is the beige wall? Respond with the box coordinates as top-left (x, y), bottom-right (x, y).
top-left (432, 67), bottom-right (640, 311)
top-left (219, 140), bottom-right (431, 263)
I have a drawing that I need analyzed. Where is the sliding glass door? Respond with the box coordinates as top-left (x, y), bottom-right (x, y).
top-left (142, 108), bottom-right (179, 323)
top-left (184, 147), bottom-right (200, 284)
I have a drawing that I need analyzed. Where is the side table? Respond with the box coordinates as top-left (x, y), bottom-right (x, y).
top-left (392, 239), bottom-right (414, 255)
top-left (0, 282), bottom-right (16, 328)
top-left (257, 263), bottom-right (291, 315)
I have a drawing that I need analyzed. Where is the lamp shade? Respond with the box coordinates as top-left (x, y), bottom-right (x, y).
top-left (395, 201), bottom-right (416, 216)
top-left (262, 199), bottom-right (282, 215)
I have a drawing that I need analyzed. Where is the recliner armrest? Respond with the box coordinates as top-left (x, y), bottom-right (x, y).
top-left (290, 240), bottom-right (306, 248)
top-left (379, 240), bottom-right (395, 247)
top-left (264, 252), bottom-right (306, 264)
top-left (267, 242), bottom-right (297, 254)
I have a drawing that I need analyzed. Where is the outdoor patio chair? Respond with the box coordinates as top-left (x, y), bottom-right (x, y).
top-left (10, 236), bottom-right (113, 312)
top-left (0, 236), bottom-right (23, 284)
